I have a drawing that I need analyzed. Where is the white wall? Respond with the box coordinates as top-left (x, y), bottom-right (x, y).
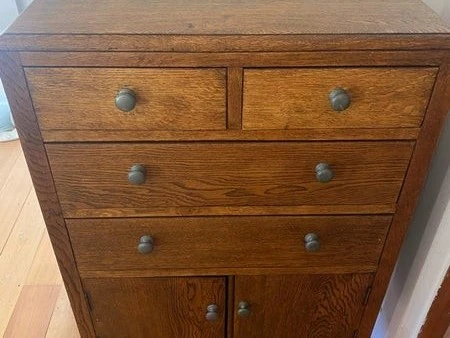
top-left (443, 2), bottom-right (450, 23)
top-left (15, 0), bottom-right (33, 12)
top-left (0, 0), bottom-right (18, 33)
top-left (426, 0), bottom-right (447, 15)
top-left (373, 1), bottom-right (450, 337)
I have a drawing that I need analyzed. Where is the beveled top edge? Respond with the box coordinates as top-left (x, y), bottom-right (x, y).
top-left (6, 0), bottom-right (450, 36)
top-left (2, 33), bottom-right (450, 53)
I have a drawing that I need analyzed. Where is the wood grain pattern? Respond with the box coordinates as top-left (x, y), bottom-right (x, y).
top-left (40, 128), bottom-right (421, 143)
top-left (234, 274), bottom-right (373, 338)
top-left (18, 51), bottom-right (450, 68)
top-left (0, 142), bottom-right (79, 338)
top-left (0, 152), bottom-right (32, 253)
top-left (243, 68), bottom-right (437, 129)
top-left (25, 68), bottom-right (226, 132)
top-left (3, 34), bottom-right (450, 53)
top-left (0, 140), bottom-right (21, 189)
top-left (7, 0), bottom-right (449, 35)
top-left (79, 266), bottom-right (379, 279)
top-left (0, 191), bottom-right (45, 336)
top-left (46, 142), bottom-right (413, 216)
top-left (0, 52), bottom-right (96, 337)
top-left (227, 276), bottom-right (235, 338)
top-left (357, 63), bottom-right (450, 337)
top-left (1, 1), bottom-right (449, 336)
top-left (227, 68), bottom-right (243, 129)
top-left (46, 288), bottom-right (80, 338)
top-left (25, 228), bottom-right (63, 285)
top-left (67, 216), bottom-right (390, 273)
top-left (62, 204), bottom-right (396, 219)
top-left (83, 277), bottom-right (225, 338)
top-left (4, 285), bottom-right (61, 338)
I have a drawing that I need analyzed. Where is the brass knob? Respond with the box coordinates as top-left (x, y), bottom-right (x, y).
top-left (205, 304), bottom-right (219, 321)
top-left (115, 88), bottom-right (136, 112)
top-left (304, 233), bottom-right (320, 252)
top-left (329, 88), bottom-right (351, 111)
top-left (315, 163), bottom-right (333, 183)
top-left (128, 164), bottom-right (146, 185)
top-left (237, 301), bottom-right (250, 318)
top-left (137, 235), bottom-right (153, 254)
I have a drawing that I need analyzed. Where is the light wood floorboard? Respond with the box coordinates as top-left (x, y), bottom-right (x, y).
top-left (0, 140), bottom-right (80, 338)
top-left (4, 285), bottom-right (61, 338)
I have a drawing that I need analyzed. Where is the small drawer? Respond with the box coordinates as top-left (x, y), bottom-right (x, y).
top-left (25, 67), bottom-right (226, 132)
top-left (242, 67), bottom-right (437, 130)
top-left (46, 141), bottom-right (414, 217)
top-left (67, 216), bottom-right (391, 273)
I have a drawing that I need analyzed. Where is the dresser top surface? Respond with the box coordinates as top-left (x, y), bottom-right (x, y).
top-left (6, 0), bottom-right (450, 35)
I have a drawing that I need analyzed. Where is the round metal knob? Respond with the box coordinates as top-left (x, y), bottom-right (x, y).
top-left (115, 88), bottom-right (136, 112)
top-left (237, 301), bottom-right (250, 318)
top-left (137, 235), bottom-right (154, 254)
top-left (205, 304), bottom-right (219, 322)
top-left (128, 164), bottom-right (146, 185)
top-left (315, 163), bottom-right (333, 183)
top-left (329, 88), bottom-right (351, 112)
top-left (304, 233), bottom-right (320, 252)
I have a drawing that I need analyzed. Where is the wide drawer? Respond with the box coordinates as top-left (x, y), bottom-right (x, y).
top-left (243, 67), bottom-right (437, 130)
top-left (25, 68), bottom-right (226, 131)
top-left (46, 142), bottom-right (413, 217)
top-left (67, 216), bottom-right (391, 273)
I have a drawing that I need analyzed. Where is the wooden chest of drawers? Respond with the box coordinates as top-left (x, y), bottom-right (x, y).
top-left (1, 0), bottom-right (449, 337)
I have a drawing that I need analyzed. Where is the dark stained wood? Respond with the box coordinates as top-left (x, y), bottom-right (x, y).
top-left (83, 277), bottom-right (226, 338)
top-left (234, 274), bottom-right (373, 338)
top-left (62, 204), bottom-right (396, 219)
top-left (7, 0), bottom-right (449, 35)
top-left (419, 268), bottom-right (450, 338)
top-left (25, 68), bottom-right (226, 132)
top-left (227, 68), bottom-right (243, 129)
top-left (3, 34), bottom-right (450, 52)
top-left (67, 216), bottom-right (391, 273)
top-left (80, 266), bottom-right (379, 279)
top-left (243, 68), bottom-right (437, 129)
top-left (0, 52), bottom-right (95, 337)
top-left (358, 63), bottom-right (450, 337)
top-left (2, 1), bottom-right (450, 336)
top-left (46, 142), bottom-right (413, 217)
top-left (40, 128), bottom-right (421, 143)
top-left (17, 51), bottom-right (450, 68)
top-left (227, 276), bottom-right (235, 338)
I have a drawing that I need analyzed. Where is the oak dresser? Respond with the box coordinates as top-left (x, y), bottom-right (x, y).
top-left (1, 0), bottom-right (450, 337)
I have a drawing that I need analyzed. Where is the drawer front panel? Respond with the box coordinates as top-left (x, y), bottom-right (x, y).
top-left (243, 68), bottom-right (437, 129)
top-left (68, 216), bottom-right (391, 272)
top-left (47, 142), bottom-right (413, 216)
top-left (25, 68), bottom-right (226, 131)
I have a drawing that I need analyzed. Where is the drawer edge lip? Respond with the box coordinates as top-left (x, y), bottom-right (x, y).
top-left (40, 128), bottom-right (421, 142)
top-left (77, 266), bottom-right (380, 278)
top-left (62, 204), bottom-right (396, 218)
top-left (17, 51), bottom-right (448, 68)
top-left (2, 33), bottom-right (450, 53)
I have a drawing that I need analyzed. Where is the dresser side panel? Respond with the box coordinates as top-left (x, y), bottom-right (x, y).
top-left (357, 61), bottom-right (450, 336)
top-left (0, 52), bottom-right (96, 338)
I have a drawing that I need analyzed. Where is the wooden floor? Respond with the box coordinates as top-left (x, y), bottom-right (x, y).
top-left (0, 140), bottom-right (80, 338)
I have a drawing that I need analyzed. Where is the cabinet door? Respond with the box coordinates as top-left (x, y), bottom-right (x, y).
top-left (233, 274), bottom-right (372, 338)
top-left (83, 277), bottom-right (226, 338)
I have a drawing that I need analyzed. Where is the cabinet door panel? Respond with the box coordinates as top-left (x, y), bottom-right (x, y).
top-left (234, 274), bottom-right (372, 338)
top-left (83, 277), bottom-right (226, 338)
